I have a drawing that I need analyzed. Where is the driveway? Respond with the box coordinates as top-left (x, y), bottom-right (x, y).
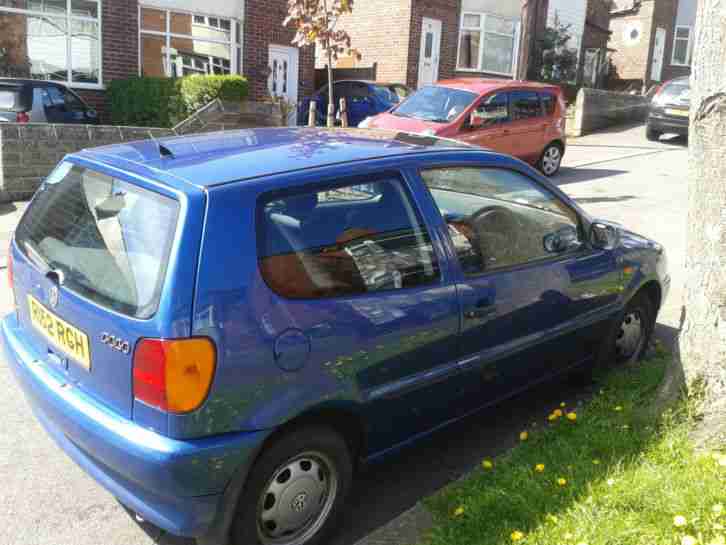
top-left (0, 124), bottom-right (689, 545)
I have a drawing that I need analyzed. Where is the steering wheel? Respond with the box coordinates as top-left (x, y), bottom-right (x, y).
top-left (469, 206), bottom-right (522, 270)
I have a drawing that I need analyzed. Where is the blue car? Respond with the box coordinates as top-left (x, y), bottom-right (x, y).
top-left (3, 128), bottom-right (669, 545)
top-left (298, 80), bottom-right (410, 127)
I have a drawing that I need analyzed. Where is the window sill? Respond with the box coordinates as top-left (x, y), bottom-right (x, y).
top-left (456, 67), bottom-right (514, 78)
top-left (670, 62), bottom-right (691, 68)
top-left (69, 83), bottom-right (106, 92)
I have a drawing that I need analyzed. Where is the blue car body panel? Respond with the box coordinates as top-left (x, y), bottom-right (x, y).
top-left (298, 82), bottom-right (401, 127)
top-left (2, 128), bottom-right (669, 541)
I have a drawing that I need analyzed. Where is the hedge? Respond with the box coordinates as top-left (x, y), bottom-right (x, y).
top-left (108, 75), bottom-right (249, 128)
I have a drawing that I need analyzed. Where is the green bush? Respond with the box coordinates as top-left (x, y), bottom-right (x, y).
top-left (179, 75), bottom-right (249, 113)
top-left (108, 77), bottom-right (183, 128)
top-left (108, 75), bottom-right (249, 128)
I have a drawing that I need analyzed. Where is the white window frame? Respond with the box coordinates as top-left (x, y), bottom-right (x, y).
top-left (138, 4), bottom-right (242, 78)
top-left (670, 25), bottom-right (693, 67)
top-left (0, 0), bottom-right (103, 90)
top-left (456, 11), bottom-right (520, 77)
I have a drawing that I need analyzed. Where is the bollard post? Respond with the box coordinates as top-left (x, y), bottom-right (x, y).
top-left (308, 101), bottom-right (317, 127)
top-left (339, 98), bottom-right (348, 128)
top-left (327, 103), bottom-right (335, 128)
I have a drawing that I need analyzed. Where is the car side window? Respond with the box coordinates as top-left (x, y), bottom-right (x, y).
top-left (510, 91), bottom-right (542, 121)
top-left (63, 89), bottom-right (85, 111)
top-left (46, 86), bottom-right (66, 107)
top-left (540, 92), bottom-right (556, 116)
top-left (421, 167), bottom-right (580, 275)
top-left (258, 176), bottom-right (440, 299)
top-left (472, 92), bottom-right (509, 128)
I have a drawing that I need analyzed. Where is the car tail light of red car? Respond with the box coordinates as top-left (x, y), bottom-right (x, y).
top-left (15, 111), bottom-right (30, 123)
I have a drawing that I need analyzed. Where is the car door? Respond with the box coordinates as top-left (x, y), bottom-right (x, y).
top-left (508, 90), bottom-right (547, 163)
top-left (456, 92), bottom-right (517, 153)
top-left (252, 171), bottom-right (462, 453)
top-left (418, 165), bottom-right (622, 410)
top-left (43, 85), bottom-right (87, 124)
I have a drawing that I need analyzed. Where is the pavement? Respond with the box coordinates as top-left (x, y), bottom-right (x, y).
top-left (0, 123), bottom-right (689, 545)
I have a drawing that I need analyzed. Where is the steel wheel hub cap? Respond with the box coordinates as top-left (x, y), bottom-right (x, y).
top-left (543, 147), bottom-right (561, 174)
top-left (616, 311), bottom-right (644, 359)
top-left (257, 452), bottom-right (338, 545)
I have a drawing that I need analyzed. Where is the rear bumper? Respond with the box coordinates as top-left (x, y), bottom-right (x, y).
top-left (648, 113), bottom-right (689, 135)
top-left (1, 313), bottom-right (269, 538)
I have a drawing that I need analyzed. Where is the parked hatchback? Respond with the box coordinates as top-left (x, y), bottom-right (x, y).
top-left (646, 76), bottom-right (690, 141)
top-left (361, 79), bottom-right (567, 176)
top-left (299, 80), bottom-right (410, 127)
top-left (3, 128), bottom-right (668, 545)
top-left (0, 79), bottom-right (99, 124)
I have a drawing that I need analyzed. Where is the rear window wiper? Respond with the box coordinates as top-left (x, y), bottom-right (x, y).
top-left (22, 240), bottom-right (66, 284)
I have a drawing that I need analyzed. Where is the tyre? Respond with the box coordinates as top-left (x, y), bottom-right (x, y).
top-left (599, 292), bottom-right (656, 369)
top-left (231, 426), bottom-right (353, 545)
top-left (646, 125), bottom-right (661, 142)
top-left (538, 143), bottom-right (563, 176)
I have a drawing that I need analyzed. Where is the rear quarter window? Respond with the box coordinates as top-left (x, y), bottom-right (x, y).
top-left (15, 162), bottom-right (179, 319)
top-left (0, 88), bottom-right (20, 110)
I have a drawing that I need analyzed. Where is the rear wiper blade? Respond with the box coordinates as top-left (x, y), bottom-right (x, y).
top-left (22, 240), bottom-right (65, 284)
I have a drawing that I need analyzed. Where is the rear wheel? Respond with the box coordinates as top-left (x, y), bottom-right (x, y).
top-left (231, 426), bottom-right (352, 545)
top-left (646, 125), bottom-right (661, 142)
top-left (538, 143), bottom-right (563, 176)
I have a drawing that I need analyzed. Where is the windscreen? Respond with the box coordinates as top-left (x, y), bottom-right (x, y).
top-left (393, 86), bottom-right (478, 123)
top-left (15, 162), bottom-right (179, 319)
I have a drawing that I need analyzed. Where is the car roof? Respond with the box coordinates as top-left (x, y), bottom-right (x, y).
top-left (75, 127), bottom-right (477, 189)
top-left (434, 78), bottom-right (562, 95)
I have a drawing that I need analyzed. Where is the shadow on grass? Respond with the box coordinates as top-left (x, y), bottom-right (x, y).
top-left (422, 324), bottom-right (689, 545)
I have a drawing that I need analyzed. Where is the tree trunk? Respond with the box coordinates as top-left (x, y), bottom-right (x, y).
top-left (327, 49), bottom-right (335, 127)
top-left (679, 0), bottom-right (726, 446)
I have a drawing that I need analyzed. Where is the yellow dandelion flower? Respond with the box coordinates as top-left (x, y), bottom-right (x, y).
top-left (453, 506), bottom-right (465, 517)
top-left (535, 463), bottom-right (545, 472)
top-left (482, 459), bottom-right (494, 470)
top-left (592, 459), bottom-right (601, 465)
top-left (566, 412), bottom-right (577, 422)
top-left (712, 503), bottom-right (723, 515)
top-left (560, 402), bottom-right (566, 407)
top-left (681, 535), bottom-right (697, 545)
top-left (520, 431), bottom-right (529, 441)
top-left (548, 413), bottom-right (558, 422)
top-left (554, 409), bottom-right (564, 418)
top-left (510, 530), bottom-right (525, 542)
top-left (557, 477), bottom-right (567, 486)
top-left (673, 515), bottom-right (688, 527)
top-left (614, 406), bottom-right (623, 412)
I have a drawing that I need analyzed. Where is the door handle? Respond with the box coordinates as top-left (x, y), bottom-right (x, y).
top-left (502, 129), bottom-right (511, 135)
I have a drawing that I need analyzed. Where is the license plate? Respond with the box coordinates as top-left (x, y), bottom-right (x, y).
top-left (665, 108), bottom-right (688, 117)
top-left (27, 294), bottom-right (91, 371)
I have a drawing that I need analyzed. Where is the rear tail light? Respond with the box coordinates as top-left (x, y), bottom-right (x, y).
top-left (133, 338), bottom-right (216, 413)
top-left (15, 111), bottom-right (29, 123)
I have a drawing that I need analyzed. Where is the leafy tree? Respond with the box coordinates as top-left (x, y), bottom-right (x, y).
top-left (540, 16), bottom-right (579, 83)
top-left (284, 0), bottom-right (360, 126)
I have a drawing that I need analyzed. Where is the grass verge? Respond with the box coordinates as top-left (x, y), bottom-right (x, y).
top-left (424, 353), bottom-right (726, 545)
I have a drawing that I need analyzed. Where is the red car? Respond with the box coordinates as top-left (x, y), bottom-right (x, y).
top-left (360, 79), bottom-right (567, 176)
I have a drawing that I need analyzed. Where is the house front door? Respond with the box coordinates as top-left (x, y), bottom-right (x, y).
top-left (651, 27), bottom-right (666, 82)
top-left (418, 18), bottom-right (442, 88)
top-left (268, 45), bottom-right (300, 125)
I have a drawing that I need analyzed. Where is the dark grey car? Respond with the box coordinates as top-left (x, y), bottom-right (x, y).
top-left (0, 79), bottom-right (98, 125)
top-left (646, 76), bottom-right (690, 141)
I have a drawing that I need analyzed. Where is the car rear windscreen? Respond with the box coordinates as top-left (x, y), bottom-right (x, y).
top-left (15, 162), bottom-right (179, 319)
top-left (660, 81), bottom-right (690, 102)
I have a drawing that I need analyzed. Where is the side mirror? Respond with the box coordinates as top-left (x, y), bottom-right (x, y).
top-left (86, 109), bottom-right (98, 118)
top-left (590, 221), bottom-right (621, 250)
top-left (544, 225), bottom-right (581, 254)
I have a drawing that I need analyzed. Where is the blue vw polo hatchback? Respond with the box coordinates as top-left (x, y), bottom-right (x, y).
top-left (2, 128), bottom-right (669, 545)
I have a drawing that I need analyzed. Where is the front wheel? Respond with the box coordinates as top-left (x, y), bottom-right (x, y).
top-left (538, 143), bottom-right (563, 176)
top-left (600, 293), bottom-right (656, 369)
top-left (231, 426), bottom-right (353, 545)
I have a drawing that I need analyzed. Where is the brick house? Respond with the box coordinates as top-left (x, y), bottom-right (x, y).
top-left (318, 0), bottom-right (601, 91)
top-left (0, 0), bottom-right (315, 122)
top-left (608, 0), bottom-right (697, 91)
